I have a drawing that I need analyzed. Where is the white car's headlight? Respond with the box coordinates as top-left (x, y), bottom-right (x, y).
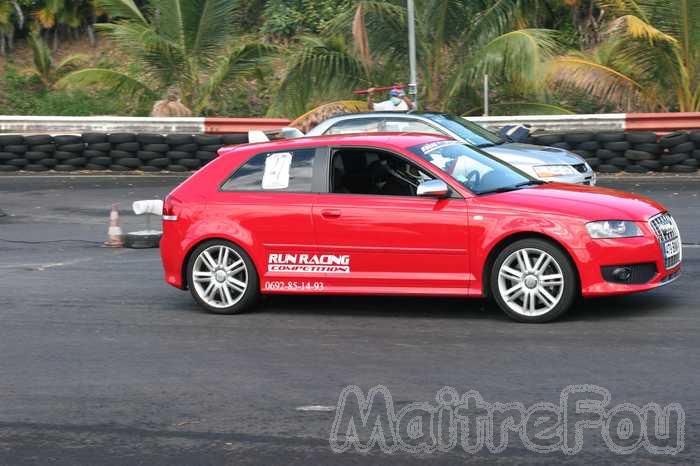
top-left (586, 221), bottom-right (643, 239)
top-left (533, 164), bottom-right (577, 178)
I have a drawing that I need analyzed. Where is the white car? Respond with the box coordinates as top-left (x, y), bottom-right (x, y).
top-left (306, 112), bottom-right (596, 185)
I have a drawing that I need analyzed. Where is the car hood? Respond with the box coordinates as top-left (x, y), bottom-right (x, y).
top-left (478, 183), bottom-right (665, 221)
top-left (482, 143), bottom-right (584, 166)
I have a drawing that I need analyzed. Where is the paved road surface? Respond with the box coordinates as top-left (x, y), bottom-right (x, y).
top-left (0, 175), bottom-right (698, 465)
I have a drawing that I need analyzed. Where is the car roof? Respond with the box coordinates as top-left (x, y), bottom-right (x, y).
top-left (220, 132), bottom-right (453, 155)
top-left (319, 111), bottom-right (446, 120)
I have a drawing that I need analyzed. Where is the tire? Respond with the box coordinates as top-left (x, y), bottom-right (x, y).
top-left (624, 164), bottom-right (650, 173)
top-left (669, 141), bottom-right (695, 154)
top-left (32, 144), bottom-right (55, 153)
top-left (669, 164), bottom-right (697, 173)
top-left (110, 150), bottom-right (134, 159)
top-left (598, 164), bottom-right (622, 173)
top-left (199, 144), bottom-right (224, 152)
top-left (532, 133), bottom-right (562, 145)
top-left (5, 145), bottom-right (28, 154)
top-left (124, 230), bottom-right (162, 248)
top-left (141, 165), bottom-right (161, 172)
top-left (54, 164), bottom-right (74, 172)
top-left (149, 158), bottom-right (170, 168)
top-left (87, 142), bottom-right (112, 151)
top-left (142, 143), bottom-right (169, 153)
top-left (603, 141), bottom-right (630, 151)
top-left (564, 132), bottom-right (593, 144)
top-left (82, 132), bottom-right (108, 144)
top-left (584, 157), bottom-right (600, 169)
top-left (137, 133), bottom-right (165, 145)
top-left (114, 142), bottom-right (140, 152)
top-left (0, 152), bottom-right (15, 162)
top-left (171, 143), bottom-right (198, 152)
top-left (596, 132), bottom-right (625, 142)
top-left (689, 130), bottom-right (700, 143)
top-left (58, 143), bottom-right (85, 153)
top-left (660, 153), bottom-right (688, 166)
top-left (110, 164), bottom-right (130, 172)
top-left (681, 158), bottom-right (699, 167)
top-left (624, 150), bottom-right (654, 161)
top-left (25, 134), bottom-right (53, 145)
top-left (595, 149), bottom-right (616, 161)
top-left (572, 149), bottom-right (593, 158)
top-left (576, 140), bottom-right (599, 151)
top-left (38, 158), bottom-right (58, 168)
top-left (609, 157), bottom-right (629, 168)
top-left (693, 150), bottom-right (700, 161)
top-left (108, 133), bottom-right (136, 144)
top-left (0, 165), bottom-right (19, 172)
top-left (114, 157), bottom-right (142, 169)
top-left (659, 131), bottom-right (688, 147)
top-left (7, 158), bottom-right (27, 167)
top-left (633, 143), bottom-right (661, 154)
top-left (25, 163), bottom-right (48, 172)
top-left (65, 157), bottom-right (87, 167)
top-left (197, 151), bottom-right (217, 163)
top-left (550, 142), bottom-right (572, 150)
top-left (54, 151), bottom-right (74, 161)
top-left (54, 135), bottom-right (82, 145)
top-left (84, 150), bottom-right (107, 158)
top-left (167, 150), bottom-right (189, 161)
top-left (186, 240), bottom-right (259, 315)
top-left (221, 133), bottom-right (248, 145)
top-left (625, 132), bottom-right (657, 144)
top-left (194, 135), bottom-right (222, 146)
top-left (0, 135), bottom-right (25, 145)
top-left (165, 134), bottom-right (193, 145)
top-left (180, 158), bottom-right (202, 169)
top-left (137, 150), bottom-right (161, 161)
top-left (489, 238), bottom-right (577, 323)
top-left (167, 164), bottom-right (189, 172)
top-left (85, 163), bottom-right (108, 171)
top-left (639, 159), bottom-right (661, 170)
top-left (25, 151), bottom-right (46, 162)
top-left (89, 156), bottom-right (112, 167)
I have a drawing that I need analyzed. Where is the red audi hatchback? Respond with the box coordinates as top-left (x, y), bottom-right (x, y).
top-left (160, 134), bottom-right (681, 322)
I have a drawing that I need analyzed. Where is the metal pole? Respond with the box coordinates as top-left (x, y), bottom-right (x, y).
top-left (407, 0), bottom-right (418, 109)
top-left (483, 74), bottom-right (489, 116)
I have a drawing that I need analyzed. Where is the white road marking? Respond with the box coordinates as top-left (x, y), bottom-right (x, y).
top-left (296, 405), bottom-right (336, 412)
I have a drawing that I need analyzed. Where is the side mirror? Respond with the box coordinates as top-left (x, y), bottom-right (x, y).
top-left (417, 179), bottom-right (449, 198)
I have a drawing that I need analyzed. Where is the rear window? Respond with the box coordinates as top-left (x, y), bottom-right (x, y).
top-left (221, 148), bottom-right (316, 192)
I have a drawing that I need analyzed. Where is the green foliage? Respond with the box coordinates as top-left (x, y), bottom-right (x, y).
top-left (261, 0), bottom-right (352, 39)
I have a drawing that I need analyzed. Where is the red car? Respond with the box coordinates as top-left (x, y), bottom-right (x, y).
top-left (160, 134), bottom-right (681, 322)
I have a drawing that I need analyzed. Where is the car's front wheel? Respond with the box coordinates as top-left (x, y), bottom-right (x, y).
top-left (490, 238), bottom-right (577, 323)
top-left (186, 240), bottom-right (259, 314)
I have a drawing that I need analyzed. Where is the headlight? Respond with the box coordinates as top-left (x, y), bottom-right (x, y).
top-left (533, 165), bottom-right (577, 178)
top-left (586, 221), bottom-right (643, 239)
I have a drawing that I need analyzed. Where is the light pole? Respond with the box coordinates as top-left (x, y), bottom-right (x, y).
top-left (407, 0), bottom-right (418, 109)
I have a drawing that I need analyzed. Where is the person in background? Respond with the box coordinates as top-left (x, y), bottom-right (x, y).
top-left (367, 86), bottom-right (415, 111)
top-left (150, 87), bottom-right (193, 117)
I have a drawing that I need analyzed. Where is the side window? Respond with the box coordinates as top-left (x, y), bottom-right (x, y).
top-left (325, 118), bottom-right (382, 135)
top-left (221, 148), bottom-right (316, 192)
top-left (383, 119), bottom-right (442, 135)
top-left (331, 148), bottom-right (433, 197)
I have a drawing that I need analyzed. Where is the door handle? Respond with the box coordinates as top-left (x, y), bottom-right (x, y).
top-left (321, 209), bottom-right (341, 219)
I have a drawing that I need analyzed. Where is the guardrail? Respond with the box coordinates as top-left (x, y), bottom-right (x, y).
top-left (470, 114), bottom-right (626, 132)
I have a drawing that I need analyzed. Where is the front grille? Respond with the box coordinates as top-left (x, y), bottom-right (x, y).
top-left (573, 163), bottom-right (588, 173)
top-left (648, 213), bottom-right (682, 269)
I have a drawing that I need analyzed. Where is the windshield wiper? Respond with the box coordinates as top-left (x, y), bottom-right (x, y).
top-left (514, 180), bottom-right (546, 187)
top-left (477, 180), bottom-right (545, 195)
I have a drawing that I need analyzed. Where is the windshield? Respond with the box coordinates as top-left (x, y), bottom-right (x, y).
top-left (409, 141), bottom-right (534, 195)
top-left (425, 114), bottom-right (503, 147)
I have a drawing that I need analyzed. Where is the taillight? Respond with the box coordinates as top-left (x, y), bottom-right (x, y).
top-left (162, 195), bottom-right (181, 221)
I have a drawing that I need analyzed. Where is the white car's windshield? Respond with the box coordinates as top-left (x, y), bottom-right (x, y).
top-left (409, 141), bottom-right (538, 194)
top-left (424, 114), bottom-right (504, 147)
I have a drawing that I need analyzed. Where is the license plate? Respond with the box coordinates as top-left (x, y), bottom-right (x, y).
top-left (664, 239), bottom-right (680, 257)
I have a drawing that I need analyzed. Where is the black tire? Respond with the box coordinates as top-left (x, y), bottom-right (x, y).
top-left (598, 164), bottom-right (622, 173)
top-left (572, 149), bottom-right (593, 158)
top-left (564, 132), bottom-right (593, 144)
top-left (639, 159), bottom-right (661, 170)
top-left (532, 133), bottom-right (562, 145)
top-left (89, 156), bottom-right (112, 167)
top-left (199, 144), bottom-right (224, 152)
top-left (137, 150), bottom-right (161, 161)
top-left (660, 153), bottom-right (688, 166)
top-left (186, 239), bottom-right (260, 315)
top-left (221, 133), bottom-right (248, 145)
top-left (669, 141), bottom-right (695, 154)
top-left (584, 157), bottom-right (600, 169)
top-left (550, 142), bottom-right (572, 150)
top-left (65, 157), bottom-right (87, 167)
top-left (167, 150), bottom-right (189, 160)
top-left (633, 143), bottom-right (661, 154)
top-left (110, 150), bottom-right (134, 159)
top-left (84, 150), bottom-right (107, 158)
top-left (167, 164), bottom-right (189, 172)
top-left (689, 130), bottom-right (700, 143)
top-left (137, 133), bottom-right (165, 144)
top-left (0, 165), bottom-right (19, 172)
top-left (489, 238), bottom-right (577, 323)
top-left (87, 142), bottom-right (112, 152)
top-left (124, 230), bottom-right (162, 248)
top-left (54, 151), bottom-right (75, 161)
top-left (624, 150), bottom-right (654, 161)
top-left (58, 143), bottom-right (85, 153)
top-left (108, 133), bottom-right (136, 144)
top-left (692, 150), bottom-right (700, 161)
top-left (25, 151), bottom-right (46, 161)
top-left (595, 149), bottom-right (616, 161)
top-left (114, 157), bottom-right (142, 169)
top-left (604, 141), bottom-right (630, 151)
top-left (197, 151), bottom-right (217, 163)
top-left (576, 140), bottom-right (599, 151)
top-left (596, 131), bottom-right (625, 142)
top-left (171, 143), bottom-right (198, 152)
top-left (85, 163), bottom-right (108, 171)
top-left (624, 164), bottom-right (650, 173)
top-left (141, 165), bottom-right (161, 172)
top-left (149, 158), bottom-right (170, 168)
top-left (681, 158), bottom-right (699, 167)
top-left (180, 158), bottom-right (202, 169)
top-left (38, 158), bottom-right (58, 168)
top-left (32, 144), bottom-right (55, 153)
top-left (5, 145), bottom-right (28, 154)
top-left (24, 163), bottom-right (49, 172)
top-left (110, 164), bottom-right (130, 172)
top-left (54, 164), bottom-right (74, 172)
top-left (142, 143), bottom-right (169, 153)
top-left (82, 132), bottom-right (108, 144)
top-left (669, 164), bottom-right (697, 173)
top-left (625, 131), bottom-right (657, 144)
top-left (0, 152), bottom-right (15, 162)
top-left (660, 131), bottom-right (689, 147)
top-left (194, 134), bottom-right (222, 146)
top-left (7, 158), bottom-right (27, 167)
top-left (165, 134), bottom-right (194, 145)
top-left (54, 135), bottom-right (82, 145)
top-left (0, 135), bottom-right (25, 145)
top-left (609, 157), bottom-right (629, 168)
top-left (25, 134), bottom-right (53, 145)
top-left (115, 142), bottom-right (141, 152)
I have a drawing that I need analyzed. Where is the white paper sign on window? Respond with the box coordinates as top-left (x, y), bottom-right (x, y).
top-left (262, 152), bottom-right (293, 190)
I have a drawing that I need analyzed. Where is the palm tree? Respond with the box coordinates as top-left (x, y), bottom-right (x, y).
top-left (273, 0), bottom-right (565, 117)
top-left (57, 0), bottom-right (273, 114)
top-left (25, 32), bottom-right (85, 89)
top-left (547, 0), bottom-right (700, 112)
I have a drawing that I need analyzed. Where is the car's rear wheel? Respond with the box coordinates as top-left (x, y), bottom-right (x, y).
top-left (490, 239), bottom-right (577, 323)
top-left (186, 240), bottom-right (259, 314)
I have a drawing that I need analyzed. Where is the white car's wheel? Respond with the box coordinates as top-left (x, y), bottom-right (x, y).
top-left (490, 239), bottom-right (577, 323)
top-left (186, 240), bottom-right (259, 314)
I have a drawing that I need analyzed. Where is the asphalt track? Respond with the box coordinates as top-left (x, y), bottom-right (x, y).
top-left (0, 174), bottom-right (698, 465)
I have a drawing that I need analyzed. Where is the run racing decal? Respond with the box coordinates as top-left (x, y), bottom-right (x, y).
top-left (267, 253), bottom-right (350, 273)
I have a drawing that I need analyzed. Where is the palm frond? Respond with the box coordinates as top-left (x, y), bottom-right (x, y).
top-left (57, 68), bottom-right (156, 97)
top-left (607, 14), bottom-right (677, 44)
top-left (181, 0), bottom-right (236, 59)
top-left (95, 0), bottom-right (147, 24)
top-left (463, 102), bottom-right (574, 116)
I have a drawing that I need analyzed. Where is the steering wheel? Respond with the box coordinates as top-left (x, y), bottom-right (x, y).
top-left (465, 170), bottom-right (480, 190)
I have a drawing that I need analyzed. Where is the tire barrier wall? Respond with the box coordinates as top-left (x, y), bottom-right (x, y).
top-left (0, 132), bottom-right (249, 173)
top-left (523, 130), bottom-right (700, 174)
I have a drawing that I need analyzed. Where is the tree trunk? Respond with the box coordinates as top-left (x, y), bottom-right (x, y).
top-left (0, 36), bottom-right (6, 57)
top-left (86, 24), bottom-right (95, 46)
top-left (52, 27), bottom-right (59, 52)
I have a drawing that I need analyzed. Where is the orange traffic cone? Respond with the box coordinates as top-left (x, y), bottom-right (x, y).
top-left (103, 203), bottom-right (124, 248)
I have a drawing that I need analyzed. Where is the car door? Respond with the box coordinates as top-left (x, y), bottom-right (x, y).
top-left (212, 147), bottom-right (325, 292)
top-left (312, 146), bottom-right (471, 296)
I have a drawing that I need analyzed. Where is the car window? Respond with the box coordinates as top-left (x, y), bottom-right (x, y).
top-left (221, 148), bottom-right (316, 192)
top-left (383, 119), bottom-right (443, 134)
top-left (424, 114), bottom-right (503, 147)
top-left (325, 118), bottom-right (382, 135)
top-left (330, 148), bottom-right (433, 197)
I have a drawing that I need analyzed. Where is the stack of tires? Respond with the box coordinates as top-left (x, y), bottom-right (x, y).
top-left (530, 130), bottom-right (700, 174)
